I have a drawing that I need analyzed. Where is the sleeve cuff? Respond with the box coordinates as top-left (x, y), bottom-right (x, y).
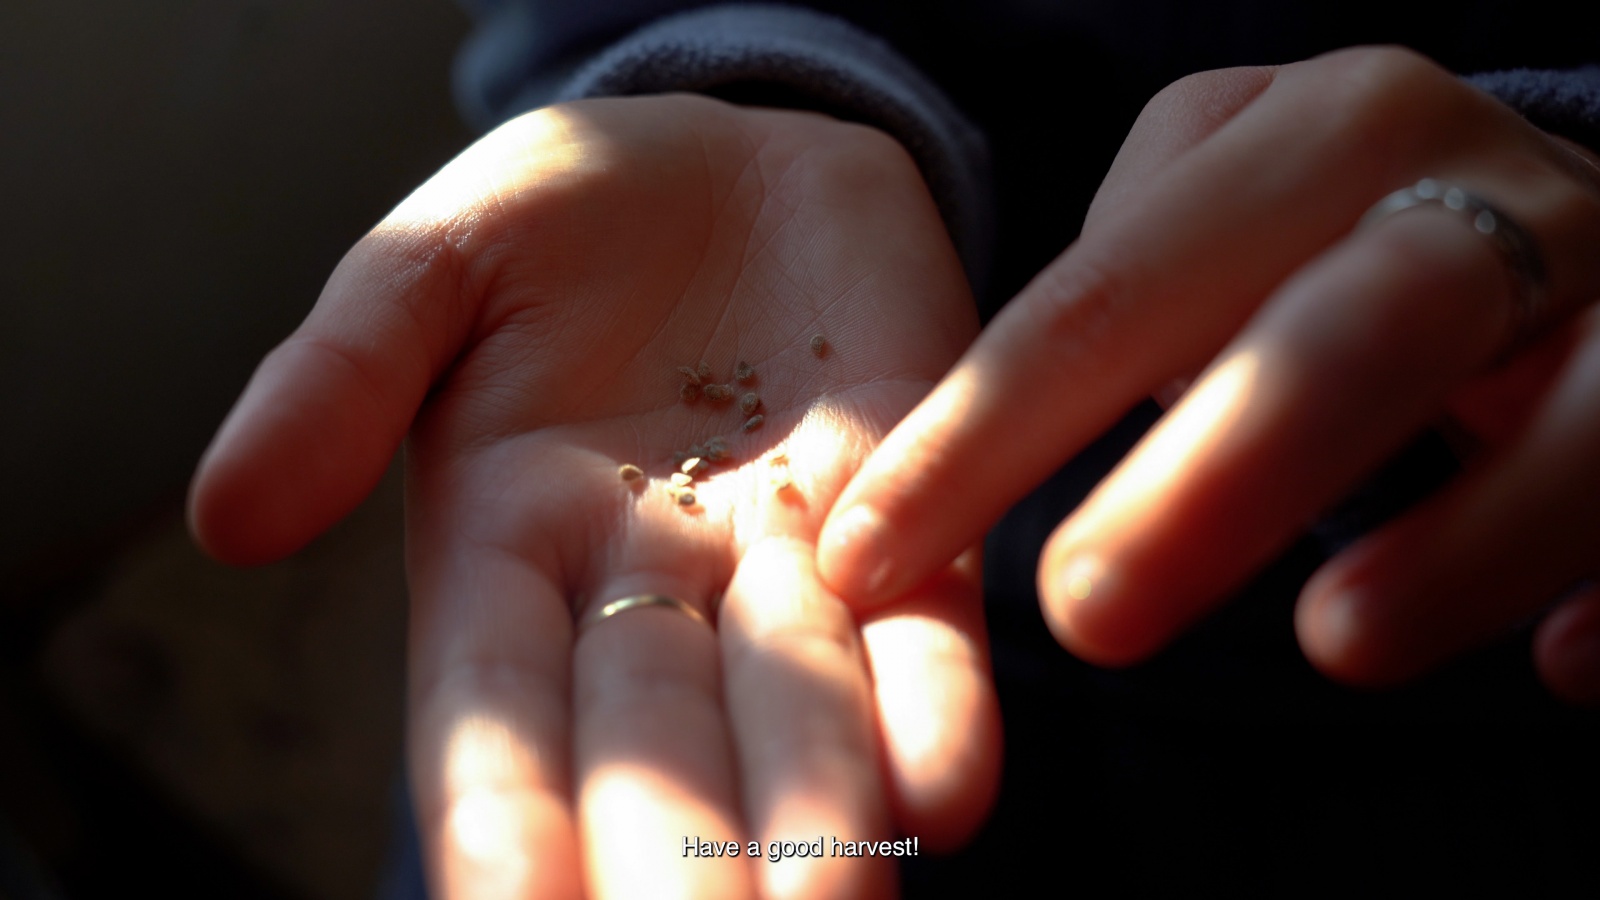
top-left (1468, 65), bottom-right (1600, 155)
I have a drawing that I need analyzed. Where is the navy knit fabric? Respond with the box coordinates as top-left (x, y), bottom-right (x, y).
top-left (455, 2), bottom-right (1600, 306)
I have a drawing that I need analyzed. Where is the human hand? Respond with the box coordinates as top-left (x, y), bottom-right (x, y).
top-left (189, 94), bottom-right (999, 898)
top-left (817, 47), bottom-right (1600, 703)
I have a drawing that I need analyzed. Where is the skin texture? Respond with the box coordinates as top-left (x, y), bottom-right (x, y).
top-left (817, 46), bottom-right (1600, 703)
top-left (189, 95), bottom-right (1000, 899)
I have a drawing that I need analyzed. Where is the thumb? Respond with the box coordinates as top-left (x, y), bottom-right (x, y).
top-left (189, 224), bottom-right (474, 565)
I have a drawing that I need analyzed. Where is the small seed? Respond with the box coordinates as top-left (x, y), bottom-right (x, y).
top-left (618, 464), bottom-right (644, 482)
top-left (680, 382), bottom-right (700, 402)
top-left (697, 362), bottom-right (714, 383)
top-left (688, 458), bottom-right (712, 477)
top-left (767, 454), bottom-right (793, 494)
top-left (739, 392), bottom-right (761, 416)
top-left (670, 472), bottom-right (693, 487)
top-left (677, 365), bottom-right (701, 386)
top-left (809, 334), bottom-right (827, 357)
top-left (704, 436), bottom-right (730, 461)
top-left (742, 414), bottom-right (764, 432)
top-left (703, 383), bottom-right (733, 402)
top-left (676, 489), bottom-right (697, 507)
top-left (734, 361), bottom-right (755, 383)
top-left (680, 457), bottom-right (703, 474)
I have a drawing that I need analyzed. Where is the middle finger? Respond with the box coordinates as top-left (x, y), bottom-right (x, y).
top-left (1040, 170), bottom-right (1598, 664)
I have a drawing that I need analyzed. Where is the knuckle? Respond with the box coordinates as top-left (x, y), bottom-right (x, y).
top-left (354, 219), bottom-right (478, 327)
top-left (1014, 246), bottom-right (1134, 361)
top-left (1320, 44), bottom-right (1442, 85)
top-left (1309, 46), bottom-right (1460, 136)
top-left (1139, 65), bottom-right (1278, 134)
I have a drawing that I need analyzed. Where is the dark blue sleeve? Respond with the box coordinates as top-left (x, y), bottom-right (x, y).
top-left (449, 2), bottom-right (1600, 305)
top-left (1470, 65), bottom-right (1600, 154)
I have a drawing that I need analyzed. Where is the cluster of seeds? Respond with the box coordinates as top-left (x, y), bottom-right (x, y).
top-left (679, 360), bottom-right (766, 435)
top-left (617, 337), bottom-right (828, 508)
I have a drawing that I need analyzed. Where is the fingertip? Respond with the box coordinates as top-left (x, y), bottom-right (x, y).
top-left (188, 341), bottom-right (407, 566)
top-left (816, 503), bottom-right (899, 604)
top-left (1294, 571), bottom-right (1416, 689)
top-left (1294, 585), bottom-right (1376, 684)
top-left (1036, 558), bottom-right (1166, 669)
top-left (189, 451), bottom-right (286, 567)
top-left (862, 554), bottom-right (1002, 852)
top-left (819, 368), bottom-right (1016, 609)
top-left (188, 388), bottom-right (300, 567)
top-left (874, 642), bottom-right (1001, 852)
top-left (894, 687), bottom-right (1002, 854)
top-left (1534, 588), bottom-right (1600, 708)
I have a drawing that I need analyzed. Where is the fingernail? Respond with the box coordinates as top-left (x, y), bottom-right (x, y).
top-left (1300, 588), bottom-right (1361, 660)
top-left (1043, 554), bottom-right (1107, 643)
top-left (820, 505), bottom-right (895, 600)
top-left (1297, 585), bottom-right (1399, 685)
top-left (1062, 566), bottom-right (1097, 603)
top-left (1544, 628), bottom-right (1600, 707)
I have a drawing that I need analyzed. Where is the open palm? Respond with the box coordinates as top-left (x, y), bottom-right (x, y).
top-left (191, 95), bottom-right (999, 899)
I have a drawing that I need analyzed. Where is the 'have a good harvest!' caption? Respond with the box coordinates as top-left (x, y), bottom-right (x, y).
top-left (684, 835), bottom-right (919, 863)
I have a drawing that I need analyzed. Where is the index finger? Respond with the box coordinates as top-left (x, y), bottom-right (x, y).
top-left (815, 49), bottom-right (1544, 606)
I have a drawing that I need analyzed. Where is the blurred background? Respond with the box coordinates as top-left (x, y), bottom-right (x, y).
top-left (1, 1), bottom-right (474, 896)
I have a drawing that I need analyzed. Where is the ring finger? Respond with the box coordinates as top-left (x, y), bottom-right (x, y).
top-left (1039, 167), bottom-right (1600, 665)
top-left (1298, 306), bottom-right (1600, 687)
top-left (574, 565), bottom-right (753, 899)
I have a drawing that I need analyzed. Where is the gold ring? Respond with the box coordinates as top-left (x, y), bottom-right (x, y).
top-left (578, 594), bottom-right (710, 634)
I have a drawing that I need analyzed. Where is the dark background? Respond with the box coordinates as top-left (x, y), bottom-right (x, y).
top-left (1, 2), bottom-right (470, 897)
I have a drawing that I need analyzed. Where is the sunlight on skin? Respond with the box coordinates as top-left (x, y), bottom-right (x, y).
top-left (888, 362), bottom-right (987, 489)
top-left (862, 608), bottom-right (997, 852)
top-left (759, 795), bottom-right (867, 900)
top-left (438, 714), bottom-right (554, 898)
top-left (1061, 350), bottom-right (1262, 547)
top-left (450, 789), bottom-right (531, 869)
top-left (822, 363), bottom-right (986, 596)
top-left (583, 763), bottom-right (750, 900)
top-left (190, 93), bottom-right (997, 900)
top-left (444, 713), bottom-right (541, 796)
top-left (1066, 575), bottom-right (1093, 600)
top-left (865, 616), bottom-right (962, 776)
top-left (381, 106), bottom-right (589, 236)
top-left (712, 390), bottom-right (910, 548)
top-left (1046, 351), bottom-right (1263, 658)
top-left (719, 534), bottom-right (896, 899)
